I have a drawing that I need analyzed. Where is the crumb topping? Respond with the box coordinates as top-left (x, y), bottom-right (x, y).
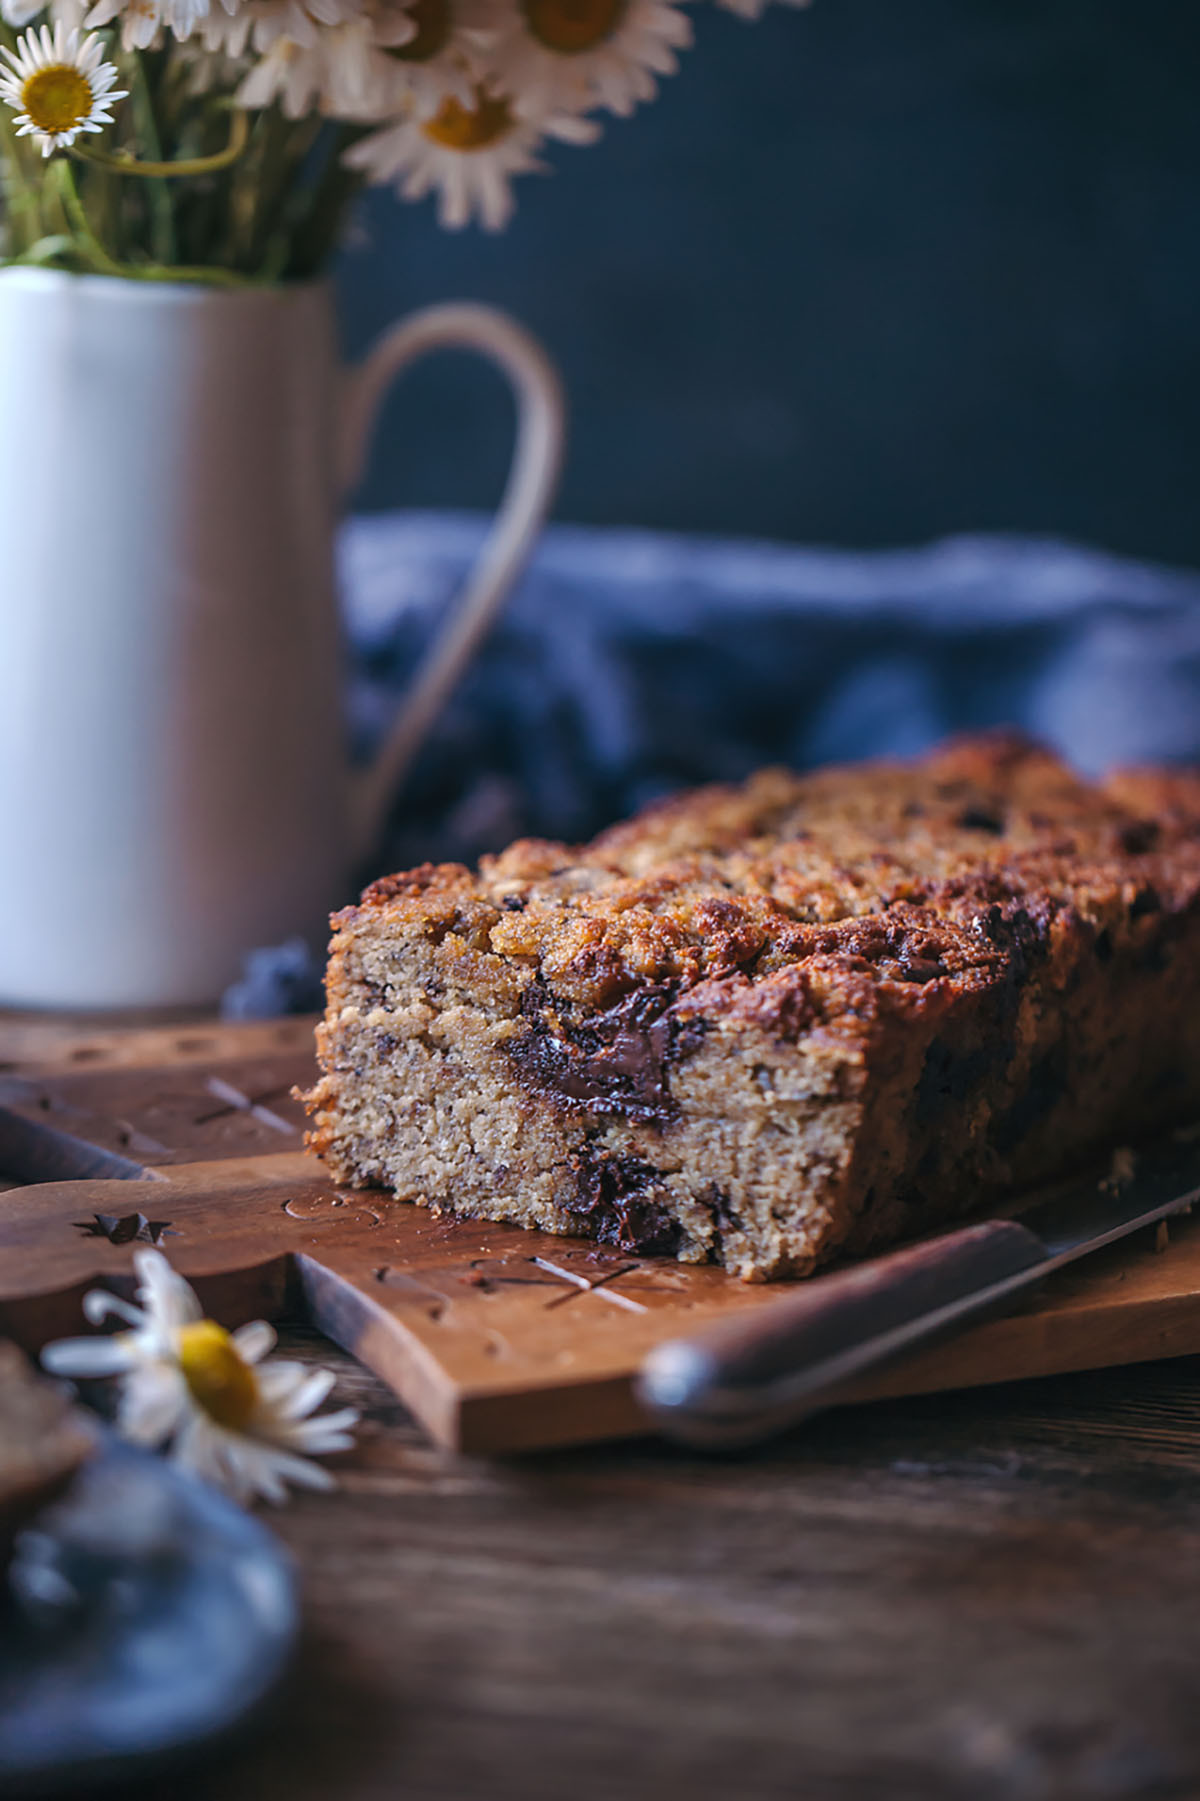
top-left (345, 733), bottom-right (1200, 1014)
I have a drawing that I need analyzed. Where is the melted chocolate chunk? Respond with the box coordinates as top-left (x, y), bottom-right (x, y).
top-left (569, 1147), bottom-right (684, 1256)
top-left (893, 955), bottom-right (946, 985)
top-left (823, 920), bottom-right (948, 985)
top-left (512, 981), bottom-right (704, 1122)
top-left (705, 1183), bottom-right (744, 1234)
top-left (1119, 820), bottom-right (1161, 856)
top-left (956, 806), bottom-right (1006, 835)
top-left (971, 901), bottom-right (1053, 991)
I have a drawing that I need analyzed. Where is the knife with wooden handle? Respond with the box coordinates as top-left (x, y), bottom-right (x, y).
top-left (636, 1132), bottom-right (1200, 1449)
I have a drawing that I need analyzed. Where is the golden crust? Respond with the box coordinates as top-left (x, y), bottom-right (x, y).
top-left (337, 731), bottom-right (1200, 1017)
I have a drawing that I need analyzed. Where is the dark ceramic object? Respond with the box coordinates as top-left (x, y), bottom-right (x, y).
top-left (0, 1434), bottom-right (298, 1794)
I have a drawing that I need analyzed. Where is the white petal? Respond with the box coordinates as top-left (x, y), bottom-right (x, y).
top-left (41, 1335), bottom-right (136, 1377)
top-left (171, 1411), bottom-right (235, 1489)
top-left (269, 1366), bottom-right (337, 1419)
top-left (265, 1405), bottom-right (359, 1449)
top-left (231, 1319), bottom-right (277, 1364)
top-left (441, 157), bottom-right (470, 230)
top-left (474, 159), bottom-right (504, 231)
top-left (133, 1248), bottom-right (203, 1330)
top-left (279, 1426), bottom-right (357, 1454)
top-left (265, 1448), bottom-right (337, 1492)
top-left (83, 1291), bottom-right (147, 1329)
top-left (224, 1440), bottom-right (289, 1505)
top-left (243, 1440), bottom-right (337, 1497)
top-left (115, 1362), bottom-right (189, 1446)
top-left (547, 111), bottom-right (602, 146)
top-left (252, 1358), bottom-right (311, 1400)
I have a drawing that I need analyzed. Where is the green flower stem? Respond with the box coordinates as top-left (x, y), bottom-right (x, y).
top-left (72, 106), bottom-right (250, 179)
top-left (120, 258), bottom-right (251, 287)
top-left (52, 154), bottom-right (127, 276)
top-left (52, 153), bottom-right (252, 286)
top-left (284, 127), bottom-right (365, 278)
top-left (10, 233), bottom-right (78, 266)
top-left (245, 113), bottom-right (325, 275)
top-left (0, 109), bottom-right (44, 256)
top-left (223, 105), bottom-right (290, 272)
top-left (127, 49), bottom-right (176, 266)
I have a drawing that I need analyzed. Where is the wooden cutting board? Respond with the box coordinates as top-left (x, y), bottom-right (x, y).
top-left (2, 1014), bottom-right (1200, 1454)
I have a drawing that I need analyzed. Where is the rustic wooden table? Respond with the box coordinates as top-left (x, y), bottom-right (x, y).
top-left (6, 1013), bottom-right (1200, 1801)
top-left (162, 1336), bottom-right (1200, 1801)
top-left (169, 1342), bottom-right (1200, 1801)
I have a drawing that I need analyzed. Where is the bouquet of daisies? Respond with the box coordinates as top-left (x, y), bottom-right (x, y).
top-left (0, 0), bottom-right (805, 282)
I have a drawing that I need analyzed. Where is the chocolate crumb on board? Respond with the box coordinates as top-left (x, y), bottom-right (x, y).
top-left (304, 735), bottom-right (1200, 1281)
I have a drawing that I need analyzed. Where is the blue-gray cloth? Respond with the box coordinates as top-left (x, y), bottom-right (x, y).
top-left (222, 512), bottom-right (1200, 1017)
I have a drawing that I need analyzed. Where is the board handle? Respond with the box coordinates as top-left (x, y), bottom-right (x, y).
top-left (636, 1217), bottom-right (1050, 1450)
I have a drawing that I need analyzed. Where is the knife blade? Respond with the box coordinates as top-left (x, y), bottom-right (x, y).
top-left (636, 1130), bottom-right (1200, 1449)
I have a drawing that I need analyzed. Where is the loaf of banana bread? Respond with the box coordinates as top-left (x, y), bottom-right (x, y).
top-left (304, 735), bottom-right (1200, 1280)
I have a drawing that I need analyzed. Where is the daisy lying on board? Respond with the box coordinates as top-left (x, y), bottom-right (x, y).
top-left (43, 1251), bottom-right (357, 1505)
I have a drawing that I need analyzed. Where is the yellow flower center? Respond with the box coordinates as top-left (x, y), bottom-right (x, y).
top-left (20, 64), bottom-right (92, 134)
top-left (177, 1320), bottom-right (258, 1431)
top-left (521, 0), bottom-right (625, 54)
top-left (422, 90), bottom-right (513, 151)
top-left (391, 0), bottom-right (451, 62)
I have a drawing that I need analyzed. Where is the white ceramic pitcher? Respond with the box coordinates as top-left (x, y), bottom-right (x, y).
top-left (0, 268), bottom-right (563, 1010)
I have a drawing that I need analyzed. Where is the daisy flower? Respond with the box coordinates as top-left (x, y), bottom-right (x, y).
top-left (235, 0), bottom-right (429, 122)
top-left (42, 1249), bottom-right (358, 1507)
top-left (345, 82), bottom-right (598, 227)
top-left (0, 22), bottom-right (126, 156)
top-left (237, 0), bottom-right (483, 126)
top-left (83, 0), bottom-right (215, 52)
top-left (481, 0), bottom-right (691, 121)
top-left (203, 0), bottom-right (359, 59)
top-left (372, 0), bottom-right (482, 122)
top-left (237, 20), bottom-right (394, 117)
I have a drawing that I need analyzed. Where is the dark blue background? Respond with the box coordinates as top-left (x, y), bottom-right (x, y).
top-left (335, 0), bottom-right (1200, 562)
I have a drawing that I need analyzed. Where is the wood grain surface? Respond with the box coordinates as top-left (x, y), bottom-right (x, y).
top-left (5, 1018), bottom-right (1200, 1454)
top-left (172, 1332), bottom-right (1200, 1801)
top-left (6, 1015), bottom-right (1200, 1799)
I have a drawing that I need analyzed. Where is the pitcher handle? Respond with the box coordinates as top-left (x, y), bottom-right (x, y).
top-left (339, 301), bottom-right (565, 863)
